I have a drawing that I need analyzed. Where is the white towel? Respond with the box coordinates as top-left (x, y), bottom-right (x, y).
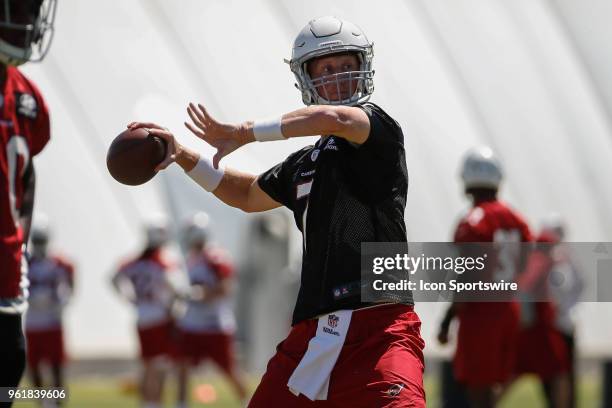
top-left (287, 310), bottom-right (353, 400)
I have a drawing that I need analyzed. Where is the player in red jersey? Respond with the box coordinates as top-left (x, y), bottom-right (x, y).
top-left (0, 0), bottom-right (57, 400)
top-left (112, 219), bottom-right (180, 408)
top-left (515, 229), bottom-right (571, 407)
top-left (438, 147), bottom-right (532, 407)
top-left (540, 214), bottom-right (582, 408)
top-left (24, 217), bottom-right (74, 406)
top-left (174, 212), bottom-right (247, 408)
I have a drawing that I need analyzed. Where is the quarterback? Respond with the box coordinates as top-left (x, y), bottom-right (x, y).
top-left (130, 17), bottom-right (425, 407)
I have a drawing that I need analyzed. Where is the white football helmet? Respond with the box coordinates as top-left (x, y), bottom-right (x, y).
top-left (182, 212), bottom-right (210, 247)
top-left (30, 213), bottom-right (50, 244)
top-left (144, 215), bottom-right (169, 249)
top-left (461, 146), bottom-right (503, 190)
top-left (30, 213), bottom-right (50, 258)
top-left (287, 16), bottom-right (374, 106)
top-left (0, 0), bottom-right (57, 66)
top-left (540, 212), bottom-right (565, 241)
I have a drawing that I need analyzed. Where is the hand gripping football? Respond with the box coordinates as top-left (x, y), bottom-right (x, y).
top-left (106, 128), bottom-right (167, 185)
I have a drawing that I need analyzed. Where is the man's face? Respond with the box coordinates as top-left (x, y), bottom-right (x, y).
top-left (0, 0), bottom-right (39, 47)
top-left (307, 53), bottom-right (360, 103)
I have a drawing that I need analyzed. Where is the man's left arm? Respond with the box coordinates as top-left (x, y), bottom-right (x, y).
top-left (278, 105), bottom-right (371, 145)
top-left (182, 103), bottom-right (371, 157)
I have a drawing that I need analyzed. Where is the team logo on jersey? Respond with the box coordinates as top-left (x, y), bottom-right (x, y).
top-left (324, 137), bottom-right (338, 151)
top-left (323, 314), bottom-right (341, 336)
top-left (328, 314), bottom-right (339, 328)
top-left (332, 281), bottom-right (360, 300)
top-left (311, 149), bottom-right (320, 162)
top-left (15, 92), bottom-right (38, 119)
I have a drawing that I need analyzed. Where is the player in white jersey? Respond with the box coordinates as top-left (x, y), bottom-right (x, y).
top-left (175, 213), bottom-right (246, 408)
top-left (112, 219), bottom-right (179, 408)
top-left (25, 219), bottom-right (74, 406)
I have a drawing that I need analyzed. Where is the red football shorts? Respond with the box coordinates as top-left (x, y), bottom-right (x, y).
top-left (248, 304), bottom-right (425, 408)
top-left (516, 302), bottom-right (569, 379)
top-left (454, 302), bottom-right (520, 387)
top-left (137, 320), bottom-right (173, 361)
top-left (26, 327), bottom-right (65, 367)
top-left (175, 330), bottom-right (235, 372)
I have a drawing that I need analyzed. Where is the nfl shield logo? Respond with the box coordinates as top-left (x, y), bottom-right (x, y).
top-left (311, 149), bottom-right (320, 162)
top-left (328, 314), bottom-right (339, 328)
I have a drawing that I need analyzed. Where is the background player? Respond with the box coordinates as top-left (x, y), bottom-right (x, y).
top-left (540, 214), bottom-right (582, 408)
top-left (129, 16), bottom-right (426, 407)
top-left (514, 220), bottom-right (572, 408)
top-left (0, 0), bottom-right (56, 402)
top-left (174, 212), bottom-right (246, 407)
top-left (25, 216), bottom-right (74, 407)
top-left (438, 147), bottom-right (532, 407)
top-left (111, 219), bottom-right (179, 408)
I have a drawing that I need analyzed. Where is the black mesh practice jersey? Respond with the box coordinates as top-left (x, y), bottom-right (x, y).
top-left (258, 103), bottom-right (413, 325)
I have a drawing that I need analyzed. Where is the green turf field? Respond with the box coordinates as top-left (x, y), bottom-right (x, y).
top-left (11, 374), bottom-right (600, 407)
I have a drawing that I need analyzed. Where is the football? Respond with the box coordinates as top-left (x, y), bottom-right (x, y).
top-left (106, 128), bottom-right (167, 185)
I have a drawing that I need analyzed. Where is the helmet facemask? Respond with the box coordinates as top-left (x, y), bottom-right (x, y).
top-left (298, 49), bottom-right (374, 106)
top-left (0, 0), bottom-right (57, 66)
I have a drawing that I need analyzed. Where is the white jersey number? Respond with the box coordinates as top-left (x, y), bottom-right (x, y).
top-left (493, 229), bottom-right (521, 282)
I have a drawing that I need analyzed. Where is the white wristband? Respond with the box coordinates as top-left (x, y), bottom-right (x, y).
top-left (253, 117), bottom-right (285, 141)
top-left (186, 156), bottom-right (225, 192)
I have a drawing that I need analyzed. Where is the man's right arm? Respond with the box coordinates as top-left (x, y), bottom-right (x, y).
top-left (213, 169), bottom-right (281, 213)
top-left (173, 145), bottom-right (281, 213)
